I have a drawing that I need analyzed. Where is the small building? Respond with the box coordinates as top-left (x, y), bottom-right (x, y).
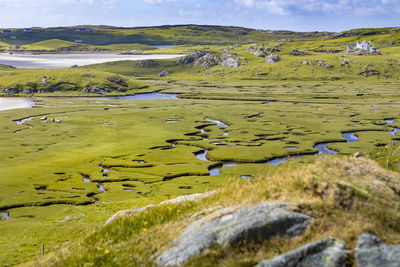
top-left (24, 28), bottom-right (32, 32)
top-left (10, 36), bottom-right (17, 40)
top-left (346, 43), bottom-right (354, 52)
top-left (74, 39), bottom-right (83, 43)
top-left (2, 29), bottom-right (12, 35)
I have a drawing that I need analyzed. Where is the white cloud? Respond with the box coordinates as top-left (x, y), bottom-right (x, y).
top-left (234, 0), bottom-right (400, 15)
top-left (143, 0), bottom-right (176, 4)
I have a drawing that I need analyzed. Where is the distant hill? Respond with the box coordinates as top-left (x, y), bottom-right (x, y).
top-left (0, 25), bottom-right (331, 46)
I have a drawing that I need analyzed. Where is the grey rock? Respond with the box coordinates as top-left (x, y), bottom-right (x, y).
top-left (255, 238), bottom-right (346, 267)
top-left (303, 61), bottom-right (312, 65)
top-left (266, 54), bottom-right (281, 64)
top-left (140, 59), bottom-right (157, 68)
top-left (253, 51), bottom-right (267, 58)
top-left (158, 70), bottom-right (170, 77)
top-left (353, 152), bottom-right (365, 158)
top-left (105, 76), bottom-right (127, 87)
top-left (355, 233), bottom-right (400, 267)
top-left (155, 202), bottom-right (312, 266)
top-left (90, 87), bottom-right (108, 94)
top-left (292, 49), bottom-right (308, 56)
top-left (221, 57), bottom-right (240, 67)
top-left (195, 53), bottom-right (221, 68)
top-left (4, 88), bottom-right (18, 94)
top-left (265, 47), bottom-right (280, 53)
top-left (121, 50), bottom-right (143, 55)
top-left (177, 51), bottom-right (206, 65)
top-left (22, 88), bottom-right (35, 94)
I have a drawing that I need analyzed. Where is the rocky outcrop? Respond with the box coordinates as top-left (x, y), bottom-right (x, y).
top-left (359, 69), bottom-right (380, 77)
top-left (255, 238), bottom-right (346, 267)
top-left (3, 88), bottom-right (18, 95)
top-left (196, 53), bottom-right (221, 68)
top-left (177, 51), bottom-right (206, 65)
top-left (155, 202), bottom-right (312, 266)
top-left (82, 87), bottom-right (109, 95)
top-left (177, 51), bottom-right (243, 68)
top-left (252, 51), bottom-right (267, 58)
top-left (140, 59), bottom-right (157, 68)
top-left (105, 76), bottom-right (127, 87)
top-left (104, 191), bottom-right (217, 226)
top-left (265, 55), bottom-right (281, 64)
top-left (158, 70), bottom-right (170, 77)
top-left (221, 57), bottom-right (240, 67)
top-left (355, 234), bottom-right (400, 267)
top-left (291, 49), bottom-right (308, 56)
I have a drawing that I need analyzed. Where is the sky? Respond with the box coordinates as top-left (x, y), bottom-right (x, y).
top-left (0, 0), bottom-right (399, 32)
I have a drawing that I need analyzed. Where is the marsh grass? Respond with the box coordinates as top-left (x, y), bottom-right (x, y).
top-left (24, 157), bottom-right (400, 266)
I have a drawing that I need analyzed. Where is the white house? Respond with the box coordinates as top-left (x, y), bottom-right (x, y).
top-left (347, 40), bottom-right (378, 53)
top-left (24, 28), bottom-right (32, 32)
top-left (74, 39), bottom-right (83, 43)
top-left (10, 36), bottom-right (17, 40)
top-left (356, 40), bottom-right (371, 51)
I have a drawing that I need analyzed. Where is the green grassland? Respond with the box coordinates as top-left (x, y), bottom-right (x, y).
top-left (0, 68), bottom-right (151, 96)
top-left (1, 25), bottom-right (400, 266)
top-left (1, 81), bottom-right (400, 265)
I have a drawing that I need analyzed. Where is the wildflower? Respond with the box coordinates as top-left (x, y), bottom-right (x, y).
top-left (104, 249), bottom-right (110, 255)
top-left (143, 221), bottom-right (148, 226)
top-left (143, 228), bottom-right (147, 232)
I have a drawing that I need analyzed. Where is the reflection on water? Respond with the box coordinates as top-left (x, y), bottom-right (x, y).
top-left (102, 93), bottom-right (177, 100)
top-left (205, 118), bottom-right (228, 127)
top-left (314, 144), bottom-right (338, 155)
top-left (342, 133), bottom-right (358, 142)
top-left (1, 211), bottom-right (10, 220)
top-left (266, 156), bottom-right (303, 166)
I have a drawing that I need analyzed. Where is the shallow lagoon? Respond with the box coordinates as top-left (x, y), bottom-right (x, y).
top-left (0, 97), bottom-right (34, 111)
top-left (0, 53), bottom-right (182, 69)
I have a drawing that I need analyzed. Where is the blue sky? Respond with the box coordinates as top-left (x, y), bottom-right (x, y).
top-left (0, 0), bottom-right (399, 32)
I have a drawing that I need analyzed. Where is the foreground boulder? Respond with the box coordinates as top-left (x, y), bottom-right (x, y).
top-left (355, 233), bottom-right (400, 267)
top-left (255, 238), bottom-right (346, 267)
top-left (155, 202), bottom-right (312, 266)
